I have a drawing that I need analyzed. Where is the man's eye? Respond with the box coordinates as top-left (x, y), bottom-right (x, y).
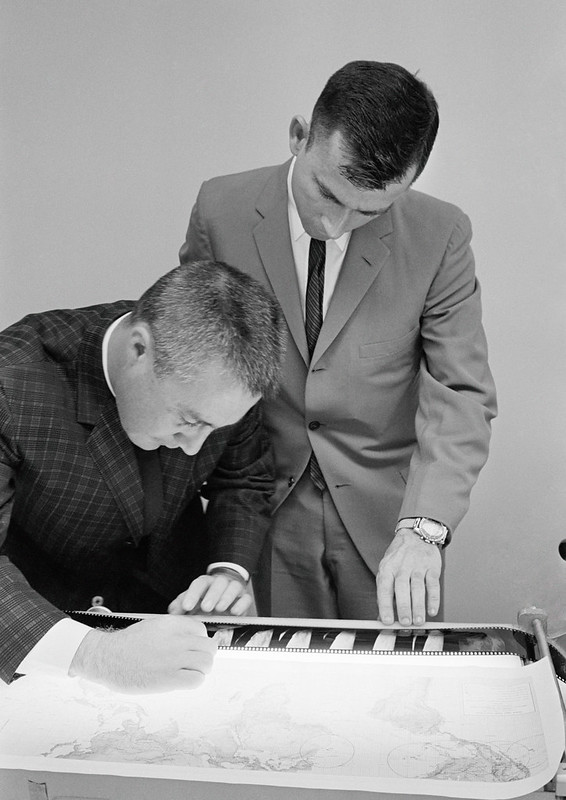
top-left (182, 419), bottom-right (199, 428)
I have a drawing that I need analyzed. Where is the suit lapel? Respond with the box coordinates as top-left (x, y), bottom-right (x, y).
top-left (252, 161), bottom-right (395, 366)
top-left (158, 447), bottom-right (197, 518)
top-left (76, 321), bottom-right (145, 542)
top-left (87, 401), bottom-right (146, 541)
top-left (312, 213), bottom-right (393, 363)
top-left (253, 161), bottom-right (310, 364)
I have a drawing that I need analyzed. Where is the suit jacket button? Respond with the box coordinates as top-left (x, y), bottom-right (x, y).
top-left (288, 476), bottom-right (295, 487)
top-left (308, 421), bottom-right (320, 431)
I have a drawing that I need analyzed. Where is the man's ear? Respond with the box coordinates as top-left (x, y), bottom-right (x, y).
top-left (128, 323), bottom-right (152, 365)
top-left (289, 115), bottom-right (310, 157)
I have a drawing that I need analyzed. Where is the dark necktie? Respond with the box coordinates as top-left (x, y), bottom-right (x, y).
top-left (305, 238), bottom-right (326, 490)
top-left (305, 238), bottom-right (326, 358)
top-left (135, 447), bottom-right (164, 534)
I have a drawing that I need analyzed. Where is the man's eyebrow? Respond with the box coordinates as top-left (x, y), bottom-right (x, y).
top-left (315, 177), bottom-right (389, 217)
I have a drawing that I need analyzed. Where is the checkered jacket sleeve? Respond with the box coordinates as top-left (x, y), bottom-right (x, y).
top-left (201, 401), bottom-right (275, 572)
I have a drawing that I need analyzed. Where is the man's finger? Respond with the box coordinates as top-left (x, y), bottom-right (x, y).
top-left (198, 576), bottom-right (231, 612)
top-left (410, 570), bottom-right (426, 626)
top-left (426, 569), bottom-right (441, 617)
top-left (180, 644), bottom-right (216, 675)
top-left (394, 574), bottom-right (412, 627)
top-left (212, 580), bottom-right (247, 613)
top-left (376, 569), bottom-right (396, 625)
top-left (172, 670), bottom-right (207, 690)
top-left (229, 592), bottom-right (253, 616)
top-left (169, 576), bottom-right (212, 613)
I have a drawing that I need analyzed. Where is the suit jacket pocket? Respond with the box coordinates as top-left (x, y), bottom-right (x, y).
top-left (359, 327), bottom-right (420, 360)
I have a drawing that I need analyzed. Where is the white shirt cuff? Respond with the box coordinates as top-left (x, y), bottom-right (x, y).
top-left (16, 618), bottom-right (92, 677)
top-left (207, 562), bottom-right (249, 583)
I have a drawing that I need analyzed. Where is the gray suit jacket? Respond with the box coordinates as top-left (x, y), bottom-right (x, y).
top-left (180, 160), bottom-right (497, 574)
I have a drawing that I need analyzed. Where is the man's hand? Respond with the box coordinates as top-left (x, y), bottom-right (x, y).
top-left (376, 529), bottom-right (442, 626)
top-left (168, 570), bottom-right (253, 616)
top-left (69, 616), bottom-right (217, 693)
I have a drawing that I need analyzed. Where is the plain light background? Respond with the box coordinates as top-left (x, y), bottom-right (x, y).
top-left (1, 0), bottom-right (565, 632)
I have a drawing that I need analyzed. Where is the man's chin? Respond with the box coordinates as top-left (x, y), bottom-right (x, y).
top-left (305, 227), bottom-right (329, 241)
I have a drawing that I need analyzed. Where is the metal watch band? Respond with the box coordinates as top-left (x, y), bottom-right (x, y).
top-left (395, 517), bottom-right (420, 534)
top-left (395, 516), bottom-right (449, 546)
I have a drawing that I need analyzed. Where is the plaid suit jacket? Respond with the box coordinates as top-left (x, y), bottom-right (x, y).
top-left (0, 303), bottom-right (274, 681)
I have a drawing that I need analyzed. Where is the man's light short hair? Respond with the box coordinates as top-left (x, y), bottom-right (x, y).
top-left (131, 261), bottom-right (286, 398)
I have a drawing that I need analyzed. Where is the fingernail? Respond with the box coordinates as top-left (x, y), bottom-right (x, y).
top-left (415, 616), bottom-right (423, 625)
top-left (401, 617), bottom-right (411, 626)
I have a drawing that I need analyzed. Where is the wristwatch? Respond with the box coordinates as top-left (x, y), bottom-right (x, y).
top-left (395, 517), bottom-right (450, 547)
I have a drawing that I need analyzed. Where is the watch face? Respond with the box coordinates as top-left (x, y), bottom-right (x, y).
top-left (419, 519), bottom-right (445, 542)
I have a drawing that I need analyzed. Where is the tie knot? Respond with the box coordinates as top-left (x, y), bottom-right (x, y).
top-left (309, 237), bottom-right (326, 255)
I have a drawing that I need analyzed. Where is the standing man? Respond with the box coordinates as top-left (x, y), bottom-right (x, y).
top-left (0, 261), bottom-right (286, 691)
top-left (179, 61), bottom-right (497, 626)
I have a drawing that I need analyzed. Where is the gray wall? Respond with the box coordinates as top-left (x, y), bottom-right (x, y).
top-left (2, 0), bottom-right (565, 632)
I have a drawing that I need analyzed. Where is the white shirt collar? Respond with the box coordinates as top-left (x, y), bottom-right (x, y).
top-left (102, 312), bottom-right (130, 397)
top-left (286, 157), bottom-right (350, 252)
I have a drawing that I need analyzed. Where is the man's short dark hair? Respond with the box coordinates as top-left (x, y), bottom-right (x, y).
top-left (131, 261), bottom-right (286, 398)
top-left (307, 60), bottom-right (439, 191)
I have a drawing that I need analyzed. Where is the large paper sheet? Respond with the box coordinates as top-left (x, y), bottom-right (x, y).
top-left (0, 651), bottom-right (563, 797)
